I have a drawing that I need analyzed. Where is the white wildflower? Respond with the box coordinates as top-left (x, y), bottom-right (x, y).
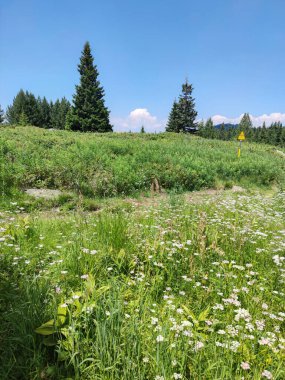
top-left (156, 335), bottom-right (164, 342)
top-left (241, 362), bottom-right (250, 370)
top-left (261, 370), bottom-right (273, 379)
top-left (194, 341), bottom-right (204, 351)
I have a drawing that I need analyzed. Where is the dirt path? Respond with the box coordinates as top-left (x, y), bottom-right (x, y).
top-left (125, 186), bottom-right (245, 208)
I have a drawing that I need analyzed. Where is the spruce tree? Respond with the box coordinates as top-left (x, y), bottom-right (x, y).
top-left (39, 97), bottom-right (51, 128)
top-left (6, 89), bottom-right (26, 124)
top-left (238, 113), bottom-right (252, 138)
top-left (176, 80), bottom-right (197, 132)
top-left (0, 104), bottom-right (4, 124)
top-left (197, 120), bottom-right (205, 137)
top-left (50, 99), bottom-right (61, 129)
top-left (23, 92), bottom-right (40, 126)
top-left (166, 100), bottom-right (180, 132)
top-left (166, 80), bottom-right (197, 133)
top-left (260, 122), bottom-right (267, 143)
top-left (66, 42), bottom-right (112, 132)
top-left (205, 118), bottom-right (215, 139)
top-left (59, 98), bottom-right (71, 129)
top-left (219, 123), bottom-right (226, 140)
top-left (50, 98), bottom-right (70, 129)
top-left (18, 111), bottom-right (29, 126)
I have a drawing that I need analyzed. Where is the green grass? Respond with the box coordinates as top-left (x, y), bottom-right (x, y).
top-left (1, 126), bottom-right (284, 199)
top-left (1, 190), bottom-right (285, 379)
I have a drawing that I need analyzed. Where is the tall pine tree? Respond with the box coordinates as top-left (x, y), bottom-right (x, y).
top-left (177, 80), bottom-right (197, 132)
top-left (166, 100), bottom-right (180, 132)
top-left (39, 96), bottom-right (51, 128)
top-left (166, 80), bottom-right (197, 133)
top-left (59, 98), bottom-right (71, 129)
top-left (66, 42), bottom-right (112, 132)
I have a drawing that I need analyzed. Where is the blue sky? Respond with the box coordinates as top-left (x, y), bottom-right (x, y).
top-left (1, 0), bottom-right (285, 131)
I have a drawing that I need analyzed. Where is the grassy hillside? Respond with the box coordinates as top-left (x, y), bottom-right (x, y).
top-left (1, 126), bottom-right (284, 199)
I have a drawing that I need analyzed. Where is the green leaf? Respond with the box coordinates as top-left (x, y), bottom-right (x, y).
top-left (60, 327), bottom-right (69, 338)
top-left (57, 304), bottom-right (67, 326)
top-left (45, 366), bottom-right (57, 376)
top-left (43, 335), bottom-right (58, 347)
top-left (57, 350), bottom-right (70, 362)
top-left (35, 319), bottom-right (56, 336)
top-left (198, 306), bottom-right (210, 322)
top-left (96, 285), bottom-right (110, 298)
top-left (239, 343), bottom-right (253, 361)
top-left (182, 305), bottom-right (198, 325)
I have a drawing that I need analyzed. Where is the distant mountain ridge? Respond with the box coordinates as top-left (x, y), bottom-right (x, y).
top-left (214, 123), bottom-right (239, 130)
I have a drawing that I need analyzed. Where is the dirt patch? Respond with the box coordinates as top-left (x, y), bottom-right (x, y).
top-left (127, 186), bottom-right (246, 208)
top-left (21, 186), bottom-right (247, 219)
top-left (275, 150), bottom-right (285, 158)
top-left (25, 189), bottom-right (62, 199)
top-left (231, 185), bottom-right (245, 192)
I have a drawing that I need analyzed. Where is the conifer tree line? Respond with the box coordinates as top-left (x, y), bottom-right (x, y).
top-left (1, 41), bottom-right (284, 144)
top-left (165, 82), bottom-right (285, 147)
top-left (4, 90), bottom-right (71, 129)
top-left (196, 113), bottom-right (285, 148)
top-left (2, 42), bottom-right (112, 132)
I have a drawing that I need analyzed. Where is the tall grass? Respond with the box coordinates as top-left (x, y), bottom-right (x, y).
top-left (1, 191), bottom-right (285, 379)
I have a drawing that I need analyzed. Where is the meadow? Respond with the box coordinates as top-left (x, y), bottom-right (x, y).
top-left (1, 190), bottom-right (285, 379)
top-left (1, 126), bottom-right (285, 201)
top-left (1, 126), bottom-right (285, 380)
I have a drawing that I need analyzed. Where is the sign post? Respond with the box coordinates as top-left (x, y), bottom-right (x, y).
top-left (237, 131), bottom-right (245, 157)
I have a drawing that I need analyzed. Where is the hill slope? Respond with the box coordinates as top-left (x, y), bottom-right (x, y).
top-left (1, 126), bottom-right (284, 198)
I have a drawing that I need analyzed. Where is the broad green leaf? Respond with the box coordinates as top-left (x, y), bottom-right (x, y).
top-left (35, 319), bottom-right (56, 335)
top-left (57, 305), bottom-right (67, 326)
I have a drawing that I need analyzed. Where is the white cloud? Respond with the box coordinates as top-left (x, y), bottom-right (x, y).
top-left (129, 108), bottom-right (157, 123)
top-left (211, 113), bottom-right (285, 127)
top-left (111, 108), bottom-right (165, 133)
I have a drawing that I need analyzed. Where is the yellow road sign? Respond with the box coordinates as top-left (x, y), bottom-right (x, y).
top-left (237, 131), bottom-right (245, 141)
